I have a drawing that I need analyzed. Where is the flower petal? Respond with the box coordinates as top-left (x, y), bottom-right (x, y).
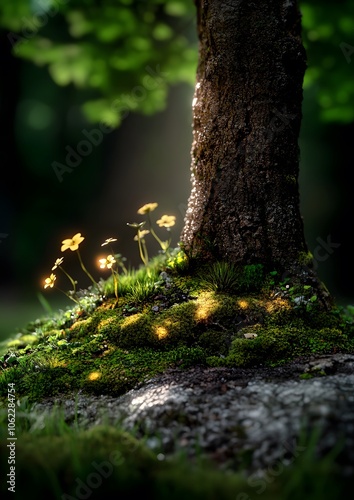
top-left (137, 202), bottom-right (158, 215)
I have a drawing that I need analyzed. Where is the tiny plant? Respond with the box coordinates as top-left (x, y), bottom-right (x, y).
top-left (42, 203), bottom-right (178, 311)
top-left (200, 261), bottom-right (240, 293)
top-left (166, 248), bottom-right (190, 274)
top-left (61, 233), bottom-right (100, 292)
top-left (127, 221), bottom-right (149, 266)
top-left (98, 238), bottom-right (121, 307)
top-left (136, 202), bottom-right (176, 257)
top-left (270, 271), bottom-right (318, 312)
top-left (44, 257), bottom-right (80, 306)
top-left (43, 233), bottom-right (104, 310)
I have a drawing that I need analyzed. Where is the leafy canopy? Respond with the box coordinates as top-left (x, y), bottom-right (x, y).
top-left (1, 0), bottom-right (354, 124)
top-left (1, 0), bottom-right (197, 126)
top-left (301, 0), bottom-right (354, 122)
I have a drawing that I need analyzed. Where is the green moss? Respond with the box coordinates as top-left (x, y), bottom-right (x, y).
top-left (285, 174), bottom-right (297, 185)
top-left (298, 251), bottom-right (315, 267)
top-left (69, 318), bottom-right (96, 338)
top-left (198, 329), bottom-right (231, 356)
top-left (154, 301), bottom-right (198, 346)
top-left (205, 355), bottom-right (228, 367)
top-left (227, 326), bottom-right (351, 367)
top-left (1, 257), bottom-right (354, 404)
top-left (166, 249), bottom-right (190, 274)
top-left (238, 264), bottom-right (265, 292)
top-left (6, 334), bottom-right (39, 348)
top-left (114, 313), bottom-right (156, 348)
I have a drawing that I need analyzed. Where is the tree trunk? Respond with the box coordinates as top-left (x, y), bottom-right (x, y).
top-left (181, 0), bottom-right (332, 307)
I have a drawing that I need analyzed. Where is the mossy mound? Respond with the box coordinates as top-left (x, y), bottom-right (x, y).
top-left (1, 255), bottom-right (354, 404)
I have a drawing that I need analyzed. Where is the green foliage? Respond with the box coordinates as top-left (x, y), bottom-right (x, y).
top-left (237, 264), bottom-right (265, 292)
top-left (104, 265), bottom-right (166, 304)
top-left (300, 0), bottom-right (354, 122)
top-left (339, 304), bottom-right (354, 324)
top-left (2, 0), bottom-right (354, 124)
top-left (166, 248), bottom-right (190, 274)
top-left (199, 262), bottom-right (240, 293)
top-left (126, 273), bottom-right (160, 303)
top-left (198, 329), bottom-right (231, 356)
top-left (199, 262), bottom-right (264, 294)
top-left (266, 271), bottom-right (321, 313)
top-left (0, 0), bottom-right (197, 125)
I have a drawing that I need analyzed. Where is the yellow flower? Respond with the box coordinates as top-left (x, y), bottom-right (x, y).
top-left (44, 273), bottom-right (56, 289)
top-left (99, 255), bottom-right (116, 269)
top-left (61, 233), bottom-right (85, 252)
top-left (101, 238), bottom-right (117, 247)
top-left (134, 230), bottom-right (150, 241)
top-left (156, 215), bottom-right (176, 228)
top-left (52, 257), bottom-right (64, 270)
top-left (137, 202), bottom-right (158, 215)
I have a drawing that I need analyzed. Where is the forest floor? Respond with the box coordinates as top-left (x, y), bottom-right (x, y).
top-left (1, 255), bottom-right (354, 498)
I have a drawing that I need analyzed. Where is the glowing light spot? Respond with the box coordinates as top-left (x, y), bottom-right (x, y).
top-left (88, 371), bottom-right (101, 381)
top-left (155, 326), bottom-right (168, 340)
top-left (98, 317), bottom-right (115, 330)
top-left (121, 313), bottom-right (143, 329)
top-left (195, 304), bottom-right (210, 321)
top-left (195, 292), bottom-right (220, 321)
top-left (46, 357), bottom-right (67, 368)
top-left (265, 298), bottom-right (290, 313)
top-left (238, 300), bottom-right (249, 309)
top-left (130, 384), bottom-right (172, 410)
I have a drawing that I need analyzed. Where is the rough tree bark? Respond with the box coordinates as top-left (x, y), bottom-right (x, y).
top-left (180, 0), bottom-right (332, 307)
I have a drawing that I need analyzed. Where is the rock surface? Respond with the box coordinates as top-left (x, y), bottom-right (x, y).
top-left (34, 353), bottom-right (354, 476)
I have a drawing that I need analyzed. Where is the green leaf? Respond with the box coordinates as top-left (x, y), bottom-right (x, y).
top-left (153, 23), bottom-right (173, 41)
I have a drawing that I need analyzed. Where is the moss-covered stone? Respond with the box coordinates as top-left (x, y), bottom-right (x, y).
top-left (1, 258), bottom-right (354, 404)
top-left (227, 326), bottom-right (349, 367)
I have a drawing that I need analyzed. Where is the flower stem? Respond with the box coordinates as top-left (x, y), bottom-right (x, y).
top-left (137, 233), bottom-right (148, 266)
top-left (59, 266), bottom-right (77, 294)
top-left (141, 238), bottom-right (149, 265)
top-left (147, 213), bottom-right (164, 249)
top-left (109, 245), bottom-right (128, 276)
top-left (76, 249), bottom-right (101, 292)
top-left (111, 269), bottom-right (119, 306)
top-left (55, 287), bottom-right (80, 306)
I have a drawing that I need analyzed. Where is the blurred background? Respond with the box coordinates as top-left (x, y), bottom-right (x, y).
top-left (1, 0), bottom-right (354, 340)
